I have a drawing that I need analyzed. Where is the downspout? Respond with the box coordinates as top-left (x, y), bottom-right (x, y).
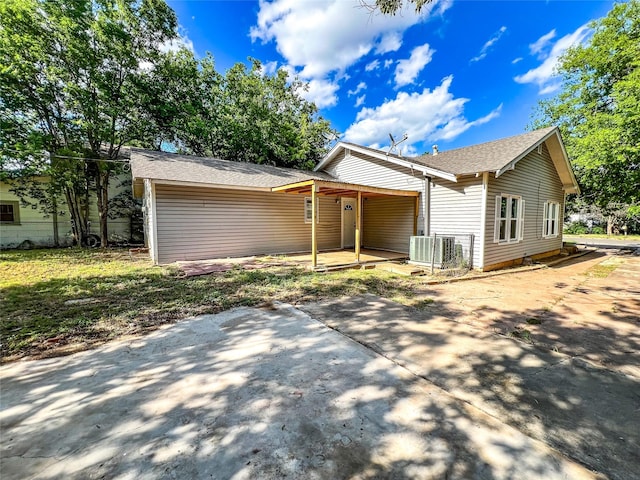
top-left (424, 175), bottom-right (431, 236)
top-left (478, 172), bottom-right (489, 269)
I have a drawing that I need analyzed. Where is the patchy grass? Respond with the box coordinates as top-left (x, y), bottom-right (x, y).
top-left (584, 261), bottom-right (620, 278)
top-left (563, 233), bottom-right (640, 241)
top-left (0, 248), bottom-right (418, 361)
top-left (525, 317), bottom-right (543, 325)
top-left (509, 328), bottom-right (533, 344)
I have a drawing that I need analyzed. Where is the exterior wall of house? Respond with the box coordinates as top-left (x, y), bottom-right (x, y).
top-left (153, 183), bottom-right (341, 264)
top-left (1, 177), bottom-right (133, 249)
top-left (482, 143), bottom-right (565, 269)
top-left (429, 175), bottom-right (484, 268)
top-left (362, 196), bottom-right (415, 253)
top-left (323, 150), bottom-right (427, 233)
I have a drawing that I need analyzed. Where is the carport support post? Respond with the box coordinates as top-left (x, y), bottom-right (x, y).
top-left (355, 191), bottom-right (362, 263)
top-left (312, 183), bottom-right (318, 268)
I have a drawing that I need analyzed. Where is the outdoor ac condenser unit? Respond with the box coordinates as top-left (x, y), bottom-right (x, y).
top-left (409, 236), bottom-right (456, 266)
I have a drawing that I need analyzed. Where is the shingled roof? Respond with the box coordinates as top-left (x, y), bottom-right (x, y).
top-left (130, 149), bottom-right (334, 190)
top-left (411, 126), bottom-right (558, 175)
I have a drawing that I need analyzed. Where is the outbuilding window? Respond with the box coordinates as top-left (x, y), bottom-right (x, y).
top-left (494, 194), bottom-right (524, 243)
top-left (543, 201), bottom-right (560, 238)
top-left (0, 201), bottom-right (20, 224)
top-left (304, 197), bottom-right (319, 223)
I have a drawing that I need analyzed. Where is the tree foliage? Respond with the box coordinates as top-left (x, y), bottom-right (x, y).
top-left (138, 54), bottom-right (336, 170)
top-left (1, 0), bottom-right (336, 247)
top-left (361, 0), bottom-right (434, 16)
top-left (0, 0), bottom-right (178, 245)
top-left (532, 0), bottom-right (640, 223)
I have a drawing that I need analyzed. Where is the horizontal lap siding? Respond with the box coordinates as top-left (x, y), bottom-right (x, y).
top-left (483, 144), bottom-right (564, 267)
top-left (155, 184), bottom-right (340, 264)
top-left (363, 196), bottom-right (414, 253)
top-left (430, 176), bottom-right (483, 268)
top-left (324, 151), bottom-right (426, 223)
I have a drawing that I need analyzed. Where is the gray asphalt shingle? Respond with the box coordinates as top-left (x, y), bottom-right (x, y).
top-left (410, 126), bottom-right (558, 175)
top-left (130, 149), bottom-right (334, 189)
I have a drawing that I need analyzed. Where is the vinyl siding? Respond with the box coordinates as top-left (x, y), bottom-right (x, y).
top-left (323, 151), bottom-right (427, 232)
top-left (1, 177), bottom-right (131, 248)
top-left (483, 143), bottom-right (564, 267)
top-left (363, 196), bottom-right (415, 253)
top-left (430, 176), bottom-right (483, 268)
top-left (154, 184), bottom-right (340, 264)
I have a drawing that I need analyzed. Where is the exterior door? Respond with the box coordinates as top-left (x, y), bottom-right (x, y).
top-left (342, 198), bottom-right (356, 248)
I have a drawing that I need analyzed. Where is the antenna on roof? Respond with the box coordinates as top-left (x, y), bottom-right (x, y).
top-left (387, 132), bottom-right (408, 157)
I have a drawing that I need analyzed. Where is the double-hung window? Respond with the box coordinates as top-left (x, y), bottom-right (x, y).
top-left (304, 197), bottom-right (319, 224)
top-left (543, 201), bottom-right (560, 238)
top-left (494, 194), bottom-right (524, 243)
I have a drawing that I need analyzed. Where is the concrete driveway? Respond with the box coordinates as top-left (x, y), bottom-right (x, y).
top-left (2, 304), bottom-right (595, 479)
top-left (302, 249), bottom-right (640, 480)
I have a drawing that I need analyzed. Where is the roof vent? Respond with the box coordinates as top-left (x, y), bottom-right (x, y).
top-left (432, 145), bottom-right (439, 156)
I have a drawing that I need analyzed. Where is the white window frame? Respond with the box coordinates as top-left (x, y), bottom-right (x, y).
top-left (543, 201), bottom-right (560, 238)
top-left (494, 194), bottom-right (524, 244)
top-left (304, 197), bottom-right (319, 224)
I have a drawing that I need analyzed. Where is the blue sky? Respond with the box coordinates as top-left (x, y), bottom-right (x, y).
top-left (165, 0), bottom-right (615, 155)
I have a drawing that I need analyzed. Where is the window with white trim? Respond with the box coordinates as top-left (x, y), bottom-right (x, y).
top-left (543, 201), bottom-right (560, 238)
top-left (494, 194), bottom-right (524, 243)
top-left (304, 197), bottom-right (319, 223)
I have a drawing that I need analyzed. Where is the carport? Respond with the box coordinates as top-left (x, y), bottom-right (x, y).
top-left (272, 179), bottom-right (421, 268)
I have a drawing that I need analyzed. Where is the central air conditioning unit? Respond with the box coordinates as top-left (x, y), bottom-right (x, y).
top-left (410, 236), bottom-right (456, 266)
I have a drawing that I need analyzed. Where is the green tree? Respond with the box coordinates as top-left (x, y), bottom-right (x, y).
top-left (361, 0), bottom-right (434, 16)
top-left (532, 0), bottom-right (640, 231)
top-left (0, 0), bottom-right (178, 246)
top-left (139, 53), bottom-right (336, 170)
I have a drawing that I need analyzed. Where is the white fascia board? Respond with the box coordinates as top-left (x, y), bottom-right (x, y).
top-left (314, 142), bottom-right (345, 172)
top-left (316, 142), bottom-right (458, 182)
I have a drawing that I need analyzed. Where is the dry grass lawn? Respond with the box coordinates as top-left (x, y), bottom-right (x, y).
top-left (0, 248), bottom-right (421, 361)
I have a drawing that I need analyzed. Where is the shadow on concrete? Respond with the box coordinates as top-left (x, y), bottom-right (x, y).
top-left (302, 286), bottom-right (639, 480)
top-left (1, 302), bottom-right (591, 480)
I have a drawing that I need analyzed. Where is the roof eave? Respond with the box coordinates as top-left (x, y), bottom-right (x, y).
top-left (493, 128), bottom-right (580, 194)
top-left (316, 142), bottom-right (457, 182)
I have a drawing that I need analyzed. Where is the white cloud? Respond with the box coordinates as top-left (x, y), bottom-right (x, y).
top-left (515, 24), bottom-right (591, 94)
top-left (355, 94), bottom-right (366, 107)
top-left (259, 61), bottom-right (279, 76)
top-left (529, 29), bottom-right (556, 57)
top-left (159, 34), bottom-right (195, 54)
top-left (348, 81), bottom-right (367, 97)
top-left (511, 57), bottom-right (523, 64)
top-left (343, 76), bottom-right (501, 146)
top-left (375, 32), bottom-right (402, 54)
top-left (384, 59), bottom-right (394, 69)
top-left (394, 43), bottom-right (434, 87)
top-left (470, 25), bottom-right (507, 63)
top-left (299, 78), bottom-right (339, 109)
top-left (365, 59), bottom-right (380, 72)
top-left (250, 0), bottom-right (447, 79)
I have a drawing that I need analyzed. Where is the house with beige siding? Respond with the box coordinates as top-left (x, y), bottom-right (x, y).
top-left (131, 126), bottom-right (579, 271)
top-left (1, 176), bottom-right (135, 249)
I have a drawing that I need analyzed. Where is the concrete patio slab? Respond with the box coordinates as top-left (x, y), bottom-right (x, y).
top-left (1, 304), bottom-right (595, 480)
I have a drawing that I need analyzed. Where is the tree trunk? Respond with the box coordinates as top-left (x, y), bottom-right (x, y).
top-left (607, 215), bottom-right (614, 236)
top-left (64, 187), bottom-right (87, 245)
top-left (95, 167), bottom-right (110, 247)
